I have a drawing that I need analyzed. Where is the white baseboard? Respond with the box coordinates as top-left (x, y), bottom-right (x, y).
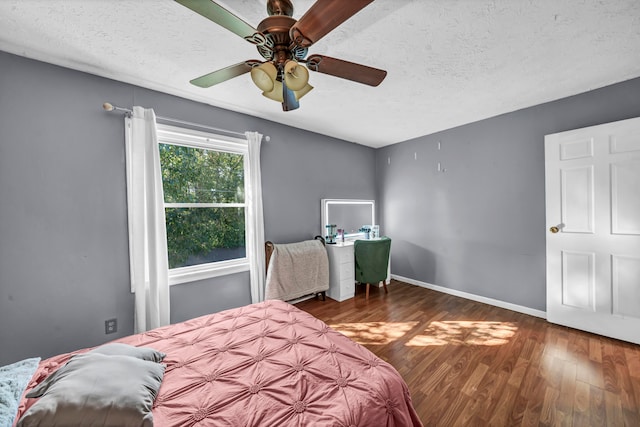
top-left (391, 274), bottom-right (547, 319)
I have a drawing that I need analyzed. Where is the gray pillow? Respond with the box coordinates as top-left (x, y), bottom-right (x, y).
top-left (18, 353), bottom-right (164, 427)
top-left (89, 343), bottom-right (166, 362)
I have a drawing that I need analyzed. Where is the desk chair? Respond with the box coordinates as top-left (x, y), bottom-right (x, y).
top-left (354, 237), bottom-right (391, 299)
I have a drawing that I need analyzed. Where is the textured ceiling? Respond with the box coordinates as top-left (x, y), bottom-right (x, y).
top-left (1, 0), bottom-right (639, 148)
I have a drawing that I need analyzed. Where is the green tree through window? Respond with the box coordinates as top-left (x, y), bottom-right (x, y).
top-left (159, 143), bottom-right (246, 269)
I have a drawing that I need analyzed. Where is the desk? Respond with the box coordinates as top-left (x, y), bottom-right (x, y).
top-left (325, 241), bottom-right (391, 302)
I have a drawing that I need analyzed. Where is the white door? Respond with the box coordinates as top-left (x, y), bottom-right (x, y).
top-left (545, 117), bottom-right (640, 344)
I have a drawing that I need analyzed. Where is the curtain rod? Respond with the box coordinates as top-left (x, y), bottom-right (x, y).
top-left (102, 102), bottom-right (269, 140)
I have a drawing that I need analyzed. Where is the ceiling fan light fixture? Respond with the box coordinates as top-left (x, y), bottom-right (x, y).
top-left (177, 0), bottom-right (387, 111)
top-left (250, 62), bottom-right (278, 92)
top-left (283, 60), bottom-right (309, 91)
top-left (262, 80), bottom-right (284, 102)
top-left (294, 83), bottom-right (313, 101)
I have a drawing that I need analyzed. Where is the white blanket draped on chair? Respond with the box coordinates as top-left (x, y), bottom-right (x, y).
top-left (265, 240), bottom-right (329, 301)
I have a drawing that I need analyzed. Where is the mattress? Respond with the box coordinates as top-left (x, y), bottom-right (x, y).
top-left (16, 300), bottom-right (422, 426)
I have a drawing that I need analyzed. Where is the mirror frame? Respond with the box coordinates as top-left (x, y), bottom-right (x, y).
top-left (321, 199), bottom-right (376, 240)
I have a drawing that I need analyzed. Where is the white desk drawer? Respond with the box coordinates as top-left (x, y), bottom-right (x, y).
top-left (340, 262), bottom-right (354, 277)
top-left (329, 245), bottom-right (352, 263)
top-left (326, 242), bottom-right (389, 301)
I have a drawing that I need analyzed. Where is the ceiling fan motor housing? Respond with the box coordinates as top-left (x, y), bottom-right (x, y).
top-left (257, 16), bottom-right (307, 64)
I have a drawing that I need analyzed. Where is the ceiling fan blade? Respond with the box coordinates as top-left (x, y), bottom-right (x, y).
top-left (190, 61), bottom-right (260, 88)
top-left (290, 0), bottom-right (374, 47)
top-left (305, 55), bottom-right (386, 87)
top-left (175, 0), bottom-right (268, 46)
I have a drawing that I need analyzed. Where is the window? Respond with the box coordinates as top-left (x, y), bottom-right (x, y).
top-left (156, 124), bottom-right (250, 285)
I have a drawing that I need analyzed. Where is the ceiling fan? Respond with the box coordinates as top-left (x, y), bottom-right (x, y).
top-left (175, 0), bottom-right (387, 111)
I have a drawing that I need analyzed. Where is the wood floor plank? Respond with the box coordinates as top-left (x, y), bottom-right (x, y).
top-left (461, 363), bottom-right (489, 397)
top-left (296, 279), bottom-right (640, 426)
top-left (590, 336), bottom-right (604, 363)
top-left (419, 361), bottom-right (452, 395)
top-left (576, 358), bottom-right (605, 389)
top-left (557, 360), bottom-right (576, 416)
top-left (453, 398), bottom-right (483, 427)
top-left (590, 385), bottom-right (606, 426)
top-left (604, 389), bottom-right (624, 426)
top-left (488, 384), bottom-right (520, 426)
top-left (478, 370), bottom-right (511, 421)
top-left (573, 381), bottom-right (591, 419)
top-left (522, 395), bottom-right (544, 425)
top-left (624, 408), bottom-right (640, 427)
top-left (539, 386), bottom-right (560, 425)
top-left (507, 390), bottom-right (530, 426)
top-left (508, 357), bottom-right (529, 388)
top-left (617, 358), bottom-right (638, 412)
top-left (421, 381), bottom-right (468, 426)
top-left (569, 333), bottom-right (589, 365)
top-left (629, 376), bottom-right (640, 417)
top-left (625, 347), bottom-right (640, 378)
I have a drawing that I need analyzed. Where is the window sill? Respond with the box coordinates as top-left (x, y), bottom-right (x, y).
top-left (168, 258), bottom-right (250, 286)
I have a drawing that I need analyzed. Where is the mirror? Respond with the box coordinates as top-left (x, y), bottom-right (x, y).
top-left (321, 199), bottom-right (375, 240)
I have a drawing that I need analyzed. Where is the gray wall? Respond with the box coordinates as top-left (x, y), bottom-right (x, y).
top-left (0, 51), bottom-right (376, 365)
top-left (377, 77), bottom-right (640, 312)
top-left (3, 48), bottom-right (639, 366)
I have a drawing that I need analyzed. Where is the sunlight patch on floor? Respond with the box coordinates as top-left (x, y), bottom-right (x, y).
top-left (329, 321), bottom-right (419, 345)
top-left (406, 321), bottom-right (518, 347)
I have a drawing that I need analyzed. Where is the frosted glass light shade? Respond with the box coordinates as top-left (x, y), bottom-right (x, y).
top-left (294, 83), bottom-right (313, 100)
top-left (284, 60), bottom-right (309, 91)
top-left (251, 62), bottom-right (277, 92)
top-left (262, 80), bottom-right (284, 102)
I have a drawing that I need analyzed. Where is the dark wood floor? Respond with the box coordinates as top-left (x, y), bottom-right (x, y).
top-left (296, 279), bottom-right (640, 426)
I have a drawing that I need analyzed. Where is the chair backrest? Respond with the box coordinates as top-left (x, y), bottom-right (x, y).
top-left (354, 237), bottom-right (391, 284)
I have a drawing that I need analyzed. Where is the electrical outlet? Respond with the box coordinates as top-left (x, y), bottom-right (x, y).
top-left (105, 318), bottom-right (117, 334)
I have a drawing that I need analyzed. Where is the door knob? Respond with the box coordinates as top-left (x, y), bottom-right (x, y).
top-left (549, 226), bottom-right (559, 234)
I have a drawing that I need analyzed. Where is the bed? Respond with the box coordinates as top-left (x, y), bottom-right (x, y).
top-left (11, 300), bottom-right (422, 426)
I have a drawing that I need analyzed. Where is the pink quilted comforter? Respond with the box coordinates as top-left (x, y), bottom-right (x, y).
top-left (17, 300), bottom-right (422, 426)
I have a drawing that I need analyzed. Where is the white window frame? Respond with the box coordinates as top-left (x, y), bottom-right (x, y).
top-left (156, 123), bottom-right (250, 286)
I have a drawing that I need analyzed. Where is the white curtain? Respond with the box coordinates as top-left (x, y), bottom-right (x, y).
top-left (125, 107), bottom-right (170, 333)
top-left (245, 131), bottom-right (266, 303)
